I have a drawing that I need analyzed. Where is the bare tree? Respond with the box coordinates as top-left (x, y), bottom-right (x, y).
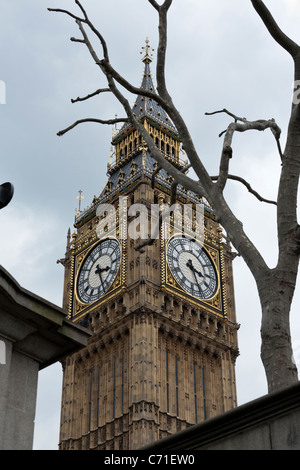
top-left (48, 0), bottom-right (300, 393)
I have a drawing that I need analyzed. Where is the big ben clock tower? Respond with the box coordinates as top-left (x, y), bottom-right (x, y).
top-left (59, 41), bottom-right (239, 451)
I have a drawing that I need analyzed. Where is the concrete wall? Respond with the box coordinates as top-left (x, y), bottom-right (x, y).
top-left (142, 381), bottom-right (300, 450)
top-left (0, 266), bottom-right (91, 450)
top-left (0, 340), bottom-right (39, 450)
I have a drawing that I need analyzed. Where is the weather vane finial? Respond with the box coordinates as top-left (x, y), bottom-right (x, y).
top-left (141, 37), bottom-right (154, 63)
top-left (76, 189), bottom-right (84, 212)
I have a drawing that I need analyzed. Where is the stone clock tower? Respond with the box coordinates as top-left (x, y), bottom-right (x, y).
top-left (59, 41), bottom-right (239, 451)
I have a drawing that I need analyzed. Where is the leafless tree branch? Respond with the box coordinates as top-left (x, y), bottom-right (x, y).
top-left (210, 174), bottom-right (277, 205)
top-left (148, 0), bottom-right (172, 12)
top-left (50, 1), bottom-right (212, 197)
top-left (71, 88), bottom-right (111, 103)
top-left (99, 61), bottom-right (161, 104)
top-left (47, 7), bottom-right (84, 22)
top-left (148, 0), bottom-right (160, 11)
top-left (151, 165), bottom-right (162, 188)
top-left (170, 180), bottom-right (178, 206)
top-left (49, 2), bottom-right (268, 273)
top-left (136, 162), bottom-right (191, 252)
top-left (69, 8), bottom-right (200, 201)
top-left (206, 109), bottom-right (283, 191)
top-left (250, 0), bottom-right (299, 57)
top-left (70, 37), bottom-right (85, 44)
top-left (57, 117), bottom-right (128, 136)
top-left (74, 0), bottom-right (88, 20)
top-left (73, 0), bottom-right (110, 61)
top-left (49, 1), bottom-right (110, 62)
top-left (152, 0), bottom-right (172, 100)
top-left (205, 108), bottom-right (247, 122)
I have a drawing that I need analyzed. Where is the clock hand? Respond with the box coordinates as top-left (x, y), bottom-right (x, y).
top-left (186, 259), bottom-right (194, 271)
top-left (95, 264), bottom-right (111, 290)
top-left (95, 264), bottom-right (106, 290)
top-left (95, 265), bottom-right (110, 273)
top-left (194, 267), bottom-right (203, 278)
top-left (186, 259), bottom-right (203, 278)
top-left (186, 259), bottom-right (202, 290)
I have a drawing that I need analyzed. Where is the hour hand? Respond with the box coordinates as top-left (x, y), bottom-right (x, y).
top-left (95, 265), bottom-right (110, 275)
top-left (95, 265), bottom-right (102, 277)
top-left (187, 259), bottom-right (202, 277)
top-left (95, 265), bottom-right (110, 291)
top-left (186, 259), bottom-right (194, 271)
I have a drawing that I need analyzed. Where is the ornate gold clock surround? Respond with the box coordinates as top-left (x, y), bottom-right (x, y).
top-left (160, 220), bottom-right (227, 318)
top-left (70, 227), bottom-right (127, 322)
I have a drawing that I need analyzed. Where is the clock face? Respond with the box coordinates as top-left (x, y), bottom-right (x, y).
top-left (167, 237), bottom-right (218, 300)
top-left (77, 238), bottom-right (121, 304)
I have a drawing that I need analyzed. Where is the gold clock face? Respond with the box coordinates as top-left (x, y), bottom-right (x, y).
top-left (76, 238), bottom-right (121, 304)
top-left (167, 237), bottom-right (218, 300)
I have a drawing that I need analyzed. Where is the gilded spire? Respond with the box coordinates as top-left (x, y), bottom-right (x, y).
top-left (141, 37), bottom-right (154, 64)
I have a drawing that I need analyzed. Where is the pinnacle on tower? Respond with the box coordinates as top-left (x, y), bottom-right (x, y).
top-left (113, 38), bottom-right (179, 144)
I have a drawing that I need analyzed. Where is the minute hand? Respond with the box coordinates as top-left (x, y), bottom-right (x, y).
top-left (193, 266), bottom-right (203, 278)
top-left (186, 259), bottom-right (203, 290)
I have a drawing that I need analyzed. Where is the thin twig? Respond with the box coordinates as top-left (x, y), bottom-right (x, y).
top-left (47, 8), bottom-right (84, 22)
top-left (74, 0), bottom-right (89, 20)
top-left (75, 0), bottom-right (110, 62)
top-left (205, 109), bottom-right (247, 122)
top-left (70, 37), bottom-right (85, 44)
top-left (71, 88), bottom-right (111, 103)
top-left (210, 174), bottom-right (277, 205)
top-left (57, 117), bottom-right (128, 136)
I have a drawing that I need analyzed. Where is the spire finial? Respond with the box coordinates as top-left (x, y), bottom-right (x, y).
top-left (141, 37), bottom-right (154, 63)
top-left (76, 189), bottom-right (84, 212)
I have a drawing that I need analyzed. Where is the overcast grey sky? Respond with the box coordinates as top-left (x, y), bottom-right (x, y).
top-left (0, 0), bottom-right (300, 450)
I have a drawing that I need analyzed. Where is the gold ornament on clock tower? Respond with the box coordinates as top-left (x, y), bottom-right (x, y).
top-left (59, 40), bottom-right (239, 450)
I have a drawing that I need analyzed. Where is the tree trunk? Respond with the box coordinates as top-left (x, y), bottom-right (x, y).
top-left (258, 270), bottom-right (298, 393)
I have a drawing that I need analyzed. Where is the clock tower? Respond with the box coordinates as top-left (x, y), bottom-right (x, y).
top-left (59, 41), bottom-right (239, 450)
